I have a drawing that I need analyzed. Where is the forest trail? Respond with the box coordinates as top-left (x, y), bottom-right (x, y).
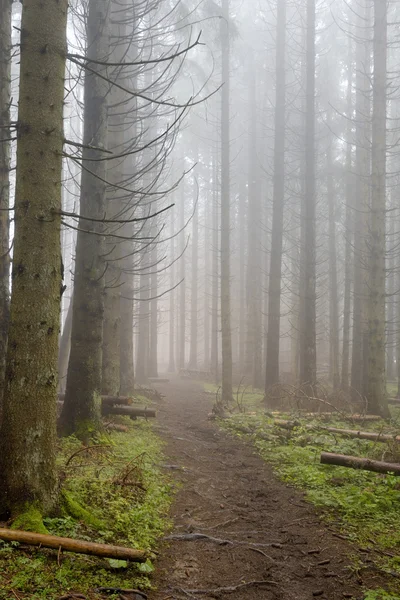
top-left (149, 377), bottom-right (383, 600)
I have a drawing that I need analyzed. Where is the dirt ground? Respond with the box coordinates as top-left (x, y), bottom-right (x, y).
top-left (149, 376), bottom-right (388, 600)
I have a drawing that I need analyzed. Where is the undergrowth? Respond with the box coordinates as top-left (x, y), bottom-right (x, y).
top-left (0, 418), bottom-right (173, 600)
top-left (213, 387), bottom-right (400, 598)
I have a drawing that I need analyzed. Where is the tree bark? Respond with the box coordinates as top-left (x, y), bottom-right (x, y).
top-left (320, 452), bottom-right (400, 475)
top-left (366, 0), bottom-right (389, 417)
top-left (0, 0), bottom-right (68, 514)
top-left (245, 66), bottom-right (262, 389)
top-left (60, 0), bottom-right (110, 438)
top-left (0, 528), bottom-right (147, 561)
top-left (189, 170), bottom-right (199, 369)
top-left (220, 0), bottom-right (233, 404)
top-left (299, 0), bottom-right (316, 385)
top-left (58, 300), bottom-right (73, 394)
top-left (351, 0), bottom-right (371, 399)
top-left (265, 0), bottom-right (286, 391)
top-left (341, 36), bottom-right (353, 391)
top-left (327, 112), bottom-right (339, 391)
top-left (0, 0), bottom-right (11, 408)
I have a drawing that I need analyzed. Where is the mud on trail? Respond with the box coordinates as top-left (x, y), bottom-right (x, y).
top-left (149, 377), bottom-right (386, 600)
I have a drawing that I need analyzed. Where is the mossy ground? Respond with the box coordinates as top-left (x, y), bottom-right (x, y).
top-left (0, 417), bottom-right (173, 599)
top-left (203, 382), bottom-right (400, 597)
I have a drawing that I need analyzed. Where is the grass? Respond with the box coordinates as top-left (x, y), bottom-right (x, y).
top-left (0, 418), bottom-right (173, 599)
top-left (205, 382), bottom-right (400, 597)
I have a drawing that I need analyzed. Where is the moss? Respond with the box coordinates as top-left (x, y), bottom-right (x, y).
top-left (61, 490), bottom-right (104, 531)
top-left (11, 505), bottom-right (49, 535)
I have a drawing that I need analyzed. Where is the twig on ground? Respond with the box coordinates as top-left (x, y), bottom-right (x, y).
top-left (175, 580), bottom-right (278, 595)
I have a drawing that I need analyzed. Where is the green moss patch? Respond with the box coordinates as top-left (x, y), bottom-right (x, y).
top-left (0, 420), bottom-right (173, 599)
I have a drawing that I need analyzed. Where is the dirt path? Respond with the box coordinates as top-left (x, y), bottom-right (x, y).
top-left (149, 377), bottom-right (383, 600)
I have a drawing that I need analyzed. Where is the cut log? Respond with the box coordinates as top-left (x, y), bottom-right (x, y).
top-left (318, 427), bottom-right (400, 443)
top-left (148, 377), bottom-right (170, 383)
top-left (59, 394), bottom-right (133, 407)
top-left (273, 421), bottom-right (400, 443)
top-left (101, 396), bottom-right (133, 406)
top-left (104, 423), bottom-right (129, 433)
top-left (102, 405), bottom-right (156, 419)
top-left (271, 412), bottom-right (382, 422)
top-left (0, 528), bottom-right (147, 561)
top-left (388, 398), bottom-right (400, 405)
top-left (320, 452), bottom-right (400, 475)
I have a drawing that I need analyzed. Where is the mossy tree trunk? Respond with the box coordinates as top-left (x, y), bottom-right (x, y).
top-left (0, 0), bottom-right (68, 515)
top-left (60, 0), bottom-right (110, 438)
top-left (0, 0), bottom-right (11, 409)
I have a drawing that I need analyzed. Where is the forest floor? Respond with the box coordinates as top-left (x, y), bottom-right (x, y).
top-left (150, 376), bottom-right (391, 600)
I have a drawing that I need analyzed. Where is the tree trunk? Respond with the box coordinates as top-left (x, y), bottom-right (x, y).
top-left (341, 37), bottom-right (353, 391)
top-left (58, 300), bottom-right (73, 394)
top-left (168, 207), bottom-right (176, 372)
top-left (178, 179), bottom-right (186, 370)
top-left (365, 0), bottom-right (389, 417)
top-left (351, 0), bottom-right (371, 399)
top-left (327, 112), bottom-right (339, 391)
top-left (203, 187), bottom-right (210, 371)
top-left (321, 452), bottom-right (400, 476)
top-left (245, 67), bottom-right (262, 389)
top-left (220, 0), bottom-right (233, 404)
top-left (210, 154), bottom-right (219, 383)
top-left (60, 0), bottom-right (110, 438)
top-left (148, 226), bottom-right (158, 378)
top-left (265, 0), bottom-right (286, 391)
top-left (0, 0), bottom-right (11, 408)
top-left (0, 0), bottom-right (67, 514)
top-left (189, 172), bottom-right (199, 369)
top-left (299, 0), bottom-right (316, 385)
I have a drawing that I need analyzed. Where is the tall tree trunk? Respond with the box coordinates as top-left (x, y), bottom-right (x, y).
top-left (366, 0), bottom-right (389, 417)
top-left (58, 300), bottom-right (73, 394)
top-left (341, 38), bottom-right (353, 391)
top-left (148, 226), bottom-right (158, 377)
top-left (0, 0), bottom-right (11, 407)
top-left (299, 0), bottom-right (316, 385)
top-left (265, 0), bottom-right (286, 391)
top-left (204, 189), bottom-right (210, 371)
top-left (220, 0), bottom-right (233, 404)
top-left (136, 212), bottom-right (150, 384)
top-left (351, 0), bottom-right (370, 398)
top-left (60, 0), bottom-right (110, 438)
top-left (0, 0), bottom-right (67, 514)
top-left (168, 207), bottom-right (176, 372)
top-left (189, 174), bottom-right (199, 369)
top-left (210, 154), bottom-right (219, 382)
top-left (327, 114), bottom-right (340, 390)
top-left (238, 183), bottom-right (246, 374)
top-left (245, 67), bottom-right (262, 389)
top-left (178, 180), bottom-right (186, 370)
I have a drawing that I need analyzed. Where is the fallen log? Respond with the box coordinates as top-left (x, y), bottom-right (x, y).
top-left (103, 423), bottom-right (129, 433)
top-left (271, 412), bottom-right (382, 422)
top-left (0, 528), bottom-right (147, 561)
top-left (318, 427), bottom-right (400, 443)
top-left (273, 421), bottom-right (400, 443)
top-left (148, 377), bottom-right (170, 383)
top-left (59, 395), bottom-right (133, 407)
top-left (102, 405), bottom-right (156, 419)
top-left (388, 398), bottom-right (400, 405)
top-left (320, 452), bottom-right (400, 475)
